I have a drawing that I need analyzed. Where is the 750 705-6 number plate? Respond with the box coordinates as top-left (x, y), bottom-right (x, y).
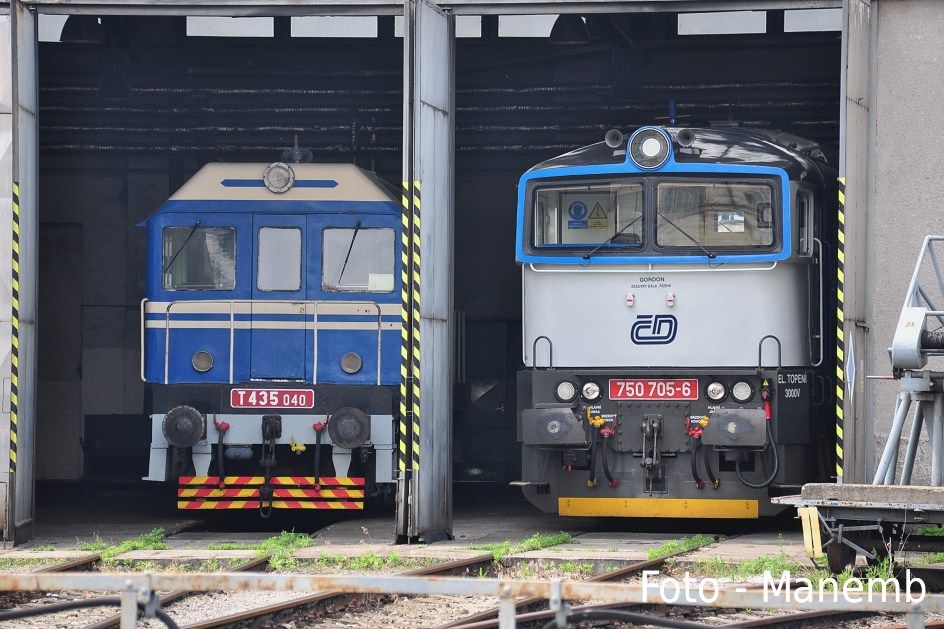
top-left (230, 388), bottom-right (315, 409)
top-left (608, 379), bottom-right (699, 401)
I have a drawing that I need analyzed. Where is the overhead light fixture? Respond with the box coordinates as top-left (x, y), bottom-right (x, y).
top-left (60, 15), bottom-right (104, 44)
top-left (97, 67), bottom-right (131, 101)
top-left (549, 15), bottom-right (590, 45)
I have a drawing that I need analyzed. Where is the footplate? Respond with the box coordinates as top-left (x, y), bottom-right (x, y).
top-left (177, 476), bottom-right (365, 509)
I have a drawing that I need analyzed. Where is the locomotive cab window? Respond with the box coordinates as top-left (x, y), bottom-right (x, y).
top-left (257, 227), bottom-right (301, 291)
top-left (656, 180), bottom-right (776, 250)
top-left (162, 226), bottom-right (236, 291)
top-left (322, 227), bottom-right (395, 292)
top-left (533, 181), bottom-right (644, 248)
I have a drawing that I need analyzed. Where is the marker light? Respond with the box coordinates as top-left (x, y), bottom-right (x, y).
top-left (341, 352), bottom-right (363, 374)
top-left (192, 351), bottom-right (213, 373)
top-left (582, 381), bottom-right (602, 401)
top-left (731, 381), bottom-right (754, 403)
top-left (628, 127), bottom-right (670, 169)
top-left (706, 381), bottom-right (726, 401)
top-left (556, 381), bottom-right (577, 402)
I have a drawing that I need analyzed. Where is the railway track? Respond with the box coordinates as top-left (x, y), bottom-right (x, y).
top-left (176, 553), bottom-right (495, 628)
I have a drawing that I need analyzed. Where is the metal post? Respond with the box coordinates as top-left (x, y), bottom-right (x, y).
top-left (497, 587), bottom-right (516, 629)
top-left (933, 395), bottom-right (944, 486)
top-left (907, 608), bottom-right (925, 629)
top-left (874, 391), bottom-right (910, 484)
top-left (119, 581), bottom-right (137, 628)
top-left (901, 402), bottom-right (925, 484)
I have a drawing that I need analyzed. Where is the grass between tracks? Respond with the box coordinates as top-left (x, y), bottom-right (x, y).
top-left (78, 528), bottom-right (168, 560)
top-left (647, 534), bottom-right (717, 561)
top-left (206, 531), bottom-right (315, 569)
top-left (468, 532), bottom-right (574, 562)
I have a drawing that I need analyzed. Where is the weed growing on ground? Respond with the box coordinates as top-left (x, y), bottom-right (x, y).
top-left (917, 526), bottom-right (944, 537)
top-left (28, 544), bottom-right (56, 552)
top-left (206, 541), bottom-right (257, 551)
top-left (647, 534), bottom-right (717, 561)
top-left (77, 528), bottom-right (167, 560)
top-left (691, 553), bottom-right (801, 579)
top-left (558, 561), bottom-right (594, 576)
top-left (468, 532), bottom-right (574, 562)
top-left (309, 551), bottom-right (432, 572)
top-left (256, 531), bottom-right (312, 570)
top-left (0, 558), bottom-right (52, 570)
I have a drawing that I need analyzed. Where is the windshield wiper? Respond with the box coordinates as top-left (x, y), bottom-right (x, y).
top-left (582, 214), bottom-right (644, 260)
top-left (337, 220), bottom-right (363, 286)
top-left (162, 221), bottom-right (203, 274)
top-left (656, 210), bottom-right (717, 260)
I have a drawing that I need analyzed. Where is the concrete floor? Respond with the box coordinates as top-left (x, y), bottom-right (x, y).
top-left (7, 482), bottom-right (806, 567)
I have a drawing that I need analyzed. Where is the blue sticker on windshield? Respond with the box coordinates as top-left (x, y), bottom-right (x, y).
top-left (568, 201), bottom-right (588, 221)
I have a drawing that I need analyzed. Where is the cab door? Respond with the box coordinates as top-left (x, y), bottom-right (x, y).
top-left (250, 215), bottom-right (308, 380)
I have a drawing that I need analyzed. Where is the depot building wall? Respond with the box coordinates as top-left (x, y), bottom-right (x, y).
top-left (866, 0), bottom-right (944, 484)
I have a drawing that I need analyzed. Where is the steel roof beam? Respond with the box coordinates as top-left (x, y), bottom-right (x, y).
top-left (4, 0), bottom-right (841, 16)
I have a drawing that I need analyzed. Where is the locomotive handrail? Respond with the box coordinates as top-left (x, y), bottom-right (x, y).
top-left (532, 335), bottom-right (554, 369)
top-left (810, 237), bottom-right (824, 368)
top-left (757, 334), bottom-right (782, 372)
top-left (157, 299), bottom-right (384, 385)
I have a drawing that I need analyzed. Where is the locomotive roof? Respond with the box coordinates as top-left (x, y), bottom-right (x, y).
top-left (153, 162), bottom-right (398, 210)
top-left (528, 126), bottom-right (836, 186)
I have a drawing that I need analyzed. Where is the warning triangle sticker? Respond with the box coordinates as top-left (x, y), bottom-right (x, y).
top-left (589, 203), bottom-right (607, 219)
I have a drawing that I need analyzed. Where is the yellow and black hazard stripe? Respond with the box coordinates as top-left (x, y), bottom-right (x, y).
top-left (10, 182), bottom-right (19, 474)
top-left (835, 177), bottom-right (845, 480)
top-left (399, 180), bottom-right (422, 473)
top-left (409, 181), bottom-right (421, 471)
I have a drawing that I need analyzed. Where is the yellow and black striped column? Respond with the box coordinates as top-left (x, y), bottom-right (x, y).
top-left (10, 183), bottom-right (20, 474)
top-left (398, 180), bottom-right (422, 474)
top-left (835, 177), bottom-right (846, 480)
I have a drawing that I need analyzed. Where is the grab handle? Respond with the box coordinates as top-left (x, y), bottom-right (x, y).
top-left (532, 336), bottom-right (554, 369)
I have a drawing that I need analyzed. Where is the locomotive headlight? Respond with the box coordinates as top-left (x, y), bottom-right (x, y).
top-left (731, 381), bottom-right (754, 403)
top-left (263, 161), bottom-right (295, 194)
top-left (192, 350), bottom-right (213, 373)
top-left (340, 352), bottom-right (363, 374)
top-left (555, 381), bottom-right (577, 402)
top-left (581, 381), bottom-right (601, 401)
top-left (628, 127), bottom-right (670, 169)
top-left (706, 381), bottom-right (726, 401)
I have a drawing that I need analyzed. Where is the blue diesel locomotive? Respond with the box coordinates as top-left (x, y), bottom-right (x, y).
top-left (141, 161), bottom-right (401, 513)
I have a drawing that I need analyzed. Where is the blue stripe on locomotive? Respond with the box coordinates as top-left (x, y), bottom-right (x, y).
top-left (143, 198), bottom-right (402, 386)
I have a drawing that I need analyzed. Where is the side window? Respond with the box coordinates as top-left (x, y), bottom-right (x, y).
top-left (323, 228), bottom-right (395, 292)
top-left (162, 226), bottom-right (236, 291)
top-left (798, 190), bottom-right (814, 255)
top-left (257, 227), bottom-right (302, 291)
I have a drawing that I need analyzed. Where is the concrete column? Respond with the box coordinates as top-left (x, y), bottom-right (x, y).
top-left (867, 0), bottom-right (944, 486)
top-left (837, 0), bottom-right (872, 483)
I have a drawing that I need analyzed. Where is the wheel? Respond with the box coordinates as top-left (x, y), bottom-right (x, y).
top-left (826, 540), bottom-right (857, 573)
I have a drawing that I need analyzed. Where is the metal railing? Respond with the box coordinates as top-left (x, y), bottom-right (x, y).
top-left (141, 299), bottom-right (384, 385)
top-left (0, 570), bottom-right (939, 629)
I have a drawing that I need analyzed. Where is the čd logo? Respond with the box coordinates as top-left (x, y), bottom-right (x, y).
top-left (631, 314), bottom-right (678, 345)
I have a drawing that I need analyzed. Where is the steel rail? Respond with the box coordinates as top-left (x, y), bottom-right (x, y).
top-left (32, 553), bottom-right (102, 574)
top-left (83, 555), bottom-right (271, 629)
top-left (182, 553), bottom-right (495, 629)
top-left (442, 553), bottom-right (679, 629)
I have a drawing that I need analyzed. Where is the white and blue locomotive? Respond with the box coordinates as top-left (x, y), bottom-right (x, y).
top-left (516, 126), bottom-right (836, 519)
top-left (141, 161), bottom-right (400, 513)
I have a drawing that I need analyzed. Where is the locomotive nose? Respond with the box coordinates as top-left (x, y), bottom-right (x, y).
top-left (162, 405), bottom-right (206, 448)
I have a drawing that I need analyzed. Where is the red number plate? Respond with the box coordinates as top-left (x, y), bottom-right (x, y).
top-left (230, 388), bottom-right (315, 409)
top-left (608, 379), bottom-right (699, 401)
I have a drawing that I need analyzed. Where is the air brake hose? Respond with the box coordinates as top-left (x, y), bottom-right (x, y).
top-left (313, 417), bottom-right (328, 491)
top-left (587, 431), bottom-right (598, 488)
top-left (735, 422), bottom-right (780, 489)
top-left (703, 441), bottom-right (719, 489)
top-left (691, 440), bottom-right (705, 490)
top-left (213, 419), bottom-right (230, 489)
top-left (601, 429), bottom-right (617, 488)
